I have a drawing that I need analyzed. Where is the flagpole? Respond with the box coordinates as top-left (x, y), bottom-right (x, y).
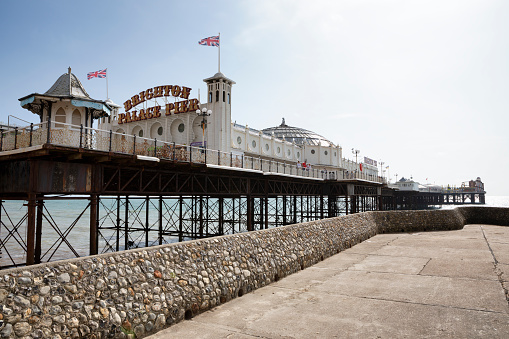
top-left (218, 32), bottom-right (221, 73)
top-left (106, 68), bottom-right (109, 99)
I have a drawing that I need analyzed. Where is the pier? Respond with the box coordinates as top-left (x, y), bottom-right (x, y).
top-left (0, 121), bottom-right (485, 269)
top-left (0, 68), bottom-right (485, 270)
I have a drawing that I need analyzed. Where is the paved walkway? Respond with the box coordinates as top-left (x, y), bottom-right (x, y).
top-left (147, 224), bottom-right (509, 338)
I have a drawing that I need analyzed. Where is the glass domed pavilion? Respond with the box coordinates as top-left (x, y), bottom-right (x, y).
top-left (262, 118), bottom-right (335, 147)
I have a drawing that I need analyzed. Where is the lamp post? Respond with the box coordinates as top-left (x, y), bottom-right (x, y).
top-left (351, 148), bottom-right (360, 163)
top-left (352, 148), bottom-right (360, 177)
top-left (379, 161), bottom-right (385, 181)
top-left (196, 108), bottom-right (211, 149)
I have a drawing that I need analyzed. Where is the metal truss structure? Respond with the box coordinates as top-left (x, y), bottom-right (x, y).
top-left (0, 145), bottom-right (483, 269)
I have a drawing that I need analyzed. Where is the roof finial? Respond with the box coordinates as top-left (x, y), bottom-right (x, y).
top-left (281, 117), bottom-right (286, 126)
top-left (68, 67), bottom-right (71, 74)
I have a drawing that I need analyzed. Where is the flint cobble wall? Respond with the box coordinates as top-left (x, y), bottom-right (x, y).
top-left (0, 207), bottom-right (504, 338)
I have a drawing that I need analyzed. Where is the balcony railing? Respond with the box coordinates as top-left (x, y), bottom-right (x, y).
top-left (0, 121), bottom-right (384, 184)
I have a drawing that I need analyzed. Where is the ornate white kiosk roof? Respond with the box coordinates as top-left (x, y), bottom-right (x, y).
top-left (19, 67), bottom-right (111, 118)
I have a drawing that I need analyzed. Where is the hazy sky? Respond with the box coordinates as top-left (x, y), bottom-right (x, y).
top-left (0, 0), bottom-right (507, 195)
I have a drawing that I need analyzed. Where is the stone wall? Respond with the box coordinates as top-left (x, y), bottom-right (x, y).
top-left (0, 207), bottom-right (505, 338)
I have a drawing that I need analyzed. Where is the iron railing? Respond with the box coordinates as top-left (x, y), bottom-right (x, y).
top-left (0, 121), bottom-right (385, 183)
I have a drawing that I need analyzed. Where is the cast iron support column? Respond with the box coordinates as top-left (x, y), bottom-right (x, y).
top-left (282, 196), bottom-right (287, 226)
top-left (247, 178), bottom-right (254, 231)
top-left (159, 196), bottom-right (163, 245)
top-left (199, 196), bottom-right (204, 238)
top-left (90, 194), bottom-right (98, 256)
top-left (145, 196), bottom-right (149, 247)
top-left (35, 199), bottom-right (44, 264)
top-left (327, 195), bottom-right (336, 218)
top-left (320, 194), bottom-right (324, 219)
top-left (116, 196), bottom-right (121, 252)
top-left (219, 197), bottom-right (224, 235)
top-left (178, 196), bottom-right (183, 242)
top-left (124, 196), bottom-right (129, 250)
top-left (26, 193), bottom-right (36, 266)
top-left (265, 196), bottom-right (269, 229)
top-left (247, 195), bottom-right (254, 232)
top-left (293, 195), bottom-right (297, 224)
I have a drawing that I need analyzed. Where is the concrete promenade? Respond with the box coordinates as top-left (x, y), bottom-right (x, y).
top-left (148, 224), bottom-right (509, 338)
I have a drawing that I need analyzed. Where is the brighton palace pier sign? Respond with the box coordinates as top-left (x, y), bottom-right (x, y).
top-left (118, 84), bottom-right (200, 124)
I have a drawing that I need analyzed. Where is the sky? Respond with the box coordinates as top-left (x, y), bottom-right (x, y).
top-left (0, 0), bottom-right (507, 195)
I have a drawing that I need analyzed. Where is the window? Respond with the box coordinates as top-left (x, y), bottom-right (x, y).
top-left (157, 126), bottom-right (163, 136)
top-left (178, 123), bottom-right (185, 133)
top-left (216, 91), bottom-right (219, 102)
top-left (237, 136), bottom-right (242, 144)
top-left (324, 150), bottom-right (328, 155)
top-left (311, 149), bottom-right (315, 154)
top-left (139, 130), bottom-right (143, 137)
top-left (277, 147), bottom-right (281, 154)
top-left (228, 93), bottom-right (230, 104)
top-left (72, 109), bottom-right (81, 126)
top-left (297, 152), bottom-right (300, 158)
top-left (208, 92), bottom-right (212, 103)
top-left (223, 91), bottom-right (225, 102)
top-left (252, 140), bottom-right (257, 148)
top-left (55, 107), bottom-right (66, 128)
top-left (287, 149), bottom-right (291, 156)
top-left (265, 144), bottom-right (269, 151)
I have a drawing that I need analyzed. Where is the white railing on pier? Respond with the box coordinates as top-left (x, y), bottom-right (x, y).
top-left (0, 121), bottom-right (384, 184)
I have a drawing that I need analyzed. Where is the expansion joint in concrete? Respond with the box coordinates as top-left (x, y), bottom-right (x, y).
top-left (481, 225), bottom-right (509, 307)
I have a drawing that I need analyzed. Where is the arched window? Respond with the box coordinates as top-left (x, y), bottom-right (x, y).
top-left (72, 109), bottom-right (81, 126)
top-left (55, 107), bottom-right (66, 128)
top-left (216, 90), bottom-right (219, 102)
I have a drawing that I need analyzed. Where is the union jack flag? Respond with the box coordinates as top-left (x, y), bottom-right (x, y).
top-left (87, 69), bottom-right (107, 80)
top-left (198, 36), bottom-right (219, 47)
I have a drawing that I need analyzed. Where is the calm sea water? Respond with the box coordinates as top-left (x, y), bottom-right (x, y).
top-left (1, 195), bottom-right (508, 266)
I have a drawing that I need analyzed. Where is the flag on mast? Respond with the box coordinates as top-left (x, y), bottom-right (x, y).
top-left (87, 68), bottom-right (109, 99)
top-left (198, 35), bottom-right (219, 47)
top-left (87, 69), bottom-right (107, 80)
top-left (198, 34), bottom-right (221, 73)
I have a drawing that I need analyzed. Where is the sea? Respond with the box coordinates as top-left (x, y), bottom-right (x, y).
top-left (1, 195), bottom-right (508, 267)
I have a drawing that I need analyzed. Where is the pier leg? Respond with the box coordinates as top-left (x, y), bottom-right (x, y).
top-left (26, 193), bottom-right (36, 266)
top-left (283, 196), bottom-right (287, 225)
top-left (124, 196), bottom-right (129, 250)
top-left (247, 195), bottom-right (254, 232)
top-left (265, 196), bottom-right (269, 229)
top-left (293, 196), bottom-right (297, 224)
top-left (89, 195), bottom-right (98, 256)
top-left (145, 196), bottom-right (149, 247)
top-left (159, 196), bottom-right (163, 245)
top-left (219, 197), bottom-right (224, 235)
top-left (35, 199), bottom-right (44, 264)
top-left (116, 196), bottom-right (120, 252)
top-left (179, 196), bottom-right (183, 242)
top-left (199, 196), bottom-right (204, 237)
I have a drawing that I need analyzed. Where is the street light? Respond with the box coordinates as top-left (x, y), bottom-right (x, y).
top-left (196, 108), bottom-right (211, 149)
top-left (351, 148), bottom-right (360, 163)
top-left (351, 148), bottom-right (360, 178)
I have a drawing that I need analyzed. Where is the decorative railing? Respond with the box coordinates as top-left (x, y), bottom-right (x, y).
top-left (0, 121), bottom-right (385, 183)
